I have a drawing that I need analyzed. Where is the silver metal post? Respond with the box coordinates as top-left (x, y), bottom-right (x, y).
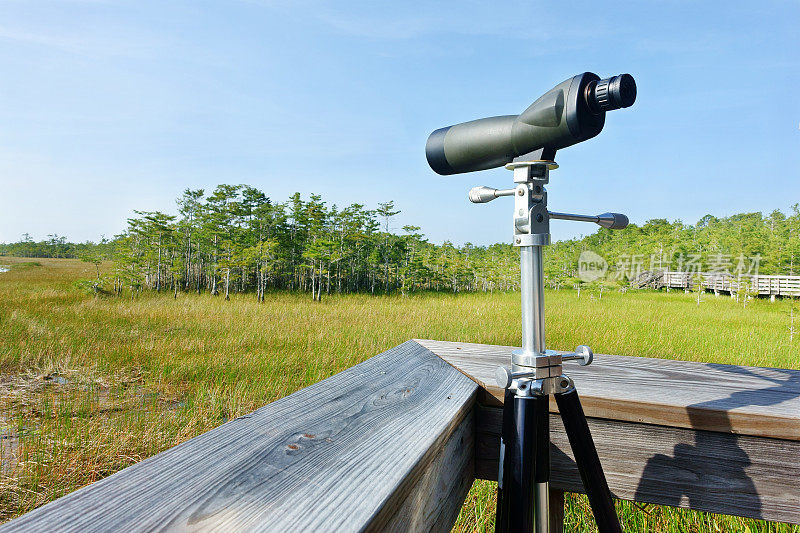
top-left (534, 482), bottom-right (549, 532)
top-left (528, 239), bottom-right (549, 533)
top-left (520, 245), bottom-right (546, 357)
top-left (510, 160), bottom-right (552, 375)
top-left (509, 160), bottom-right (555, 533)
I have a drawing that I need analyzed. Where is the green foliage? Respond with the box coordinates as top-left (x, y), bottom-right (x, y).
top-left (552, 207), bottom-right (800, 281)
top-left (0, 234), bottom-right (112, 260)
top-left (105, 185), bottom-right (524, 298)
top-left (5, 190), bottom-right (800, 298)
top-left (71, 278), bottom-right (103, 296)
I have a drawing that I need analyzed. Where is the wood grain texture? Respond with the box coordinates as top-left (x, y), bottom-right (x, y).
top-left (379, 411), bottom-right (474, 533)
top-left (1, 341), bottom-right (478, 533)
top-left (475, 404), bottom-right (800, 524)
top-left (417, 339), bottom-right (800, 441)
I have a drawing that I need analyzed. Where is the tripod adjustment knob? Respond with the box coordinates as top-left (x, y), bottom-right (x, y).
top-left (548, 211), bottom-right (628, 230)
top-left (597, 213), bottom-right (628, 230)
top-left (468, 186), bottom-right (516, 203)
top-left (495, 366), bottom-right (538, 388)
top-left (563, 345), bottom-right (593, 366)
top-left (496, 366), bottom-right (514, 388)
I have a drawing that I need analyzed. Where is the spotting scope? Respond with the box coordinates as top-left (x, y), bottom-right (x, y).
top-left (426, 72), bottom-right (636, 175)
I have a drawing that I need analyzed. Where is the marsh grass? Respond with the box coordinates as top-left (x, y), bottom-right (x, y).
top-left (0, 257), bottom-right (798, 531)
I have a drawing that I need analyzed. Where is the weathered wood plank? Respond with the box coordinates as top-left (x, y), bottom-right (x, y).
top-left (475, 404), bottom-right (800, 524)
top-left (379, 410), bottom-right (474, 533)
top-left (1, 340), bottom-right (478, 533)
top-left (418, 339), bottom-right (800, 441)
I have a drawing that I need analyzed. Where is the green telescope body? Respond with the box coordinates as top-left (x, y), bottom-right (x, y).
top-left (426, 72), bottom-right (636, 175)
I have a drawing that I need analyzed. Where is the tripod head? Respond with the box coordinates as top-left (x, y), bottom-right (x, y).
top-left (469, 185), bottom-right (628, 229)
top-left (480, 159), bottom-right (629, 383)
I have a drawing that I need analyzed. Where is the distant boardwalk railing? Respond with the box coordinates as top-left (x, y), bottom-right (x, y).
top-left (635, 270), bottom-right (800, 298)
top-left (2, 340), bottom-right (799, 532)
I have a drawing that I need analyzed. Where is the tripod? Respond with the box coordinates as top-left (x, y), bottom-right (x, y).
top-left (469, 157), bottom-right (628, 533)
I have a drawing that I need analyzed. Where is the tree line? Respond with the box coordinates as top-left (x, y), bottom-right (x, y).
top-left (0, 233), bottom-right (113, 260)
top-left (3, 185), bottom-right (800, 298)
top-left (560, 208), bottom-right (800, 281)
top-left (108, 185), bottom-right (521, 299)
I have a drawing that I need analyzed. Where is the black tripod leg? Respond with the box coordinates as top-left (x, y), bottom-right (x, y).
top-left (555, 388), bottom-right (622, 533)
top-left (510, 393), bottom-right (535, 531)
top-left (508, 389), bottom-right (549, 533)
top-left (495, 388), bottom-right (516, 533)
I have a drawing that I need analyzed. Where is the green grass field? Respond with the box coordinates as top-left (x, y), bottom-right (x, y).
top-left (0, 257), bottom-right (798, 531)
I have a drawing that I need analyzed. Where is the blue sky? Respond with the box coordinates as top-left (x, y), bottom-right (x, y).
top-left (1, 0), bottom-right (798, 245)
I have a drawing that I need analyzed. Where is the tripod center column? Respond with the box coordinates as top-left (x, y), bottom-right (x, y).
top-left (510, 161), bottom-right (552, 373)
top-left (521, 244), bottom-right (546, 354)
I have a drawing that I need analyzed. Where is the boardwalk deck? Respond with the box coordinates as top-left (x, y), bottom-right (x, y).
top-left (2, 340), bottom-right (799, 530)
top-left (636, 270), bottom-right (800, 297)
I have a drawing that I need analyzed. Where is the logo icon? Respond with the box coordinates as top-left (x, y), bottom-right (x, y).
top-left (578, 251), bottom-right (608, 282)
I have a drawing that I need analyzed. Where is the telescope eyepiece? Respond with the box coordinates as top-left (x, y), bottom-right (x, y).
top-left (587, 74), bottom-right (636, 112)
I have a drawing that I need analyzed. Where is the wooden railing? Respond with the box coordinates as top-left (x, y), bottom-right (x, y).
top-left (640, 270), bottom-right (800, 298)
top-left (2, 340), bottom-right (799, 532)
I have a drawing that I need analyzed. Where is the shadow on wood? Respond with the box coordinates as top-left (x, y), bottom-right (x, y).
top-left (430, 340), bottom-right (800, 525)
